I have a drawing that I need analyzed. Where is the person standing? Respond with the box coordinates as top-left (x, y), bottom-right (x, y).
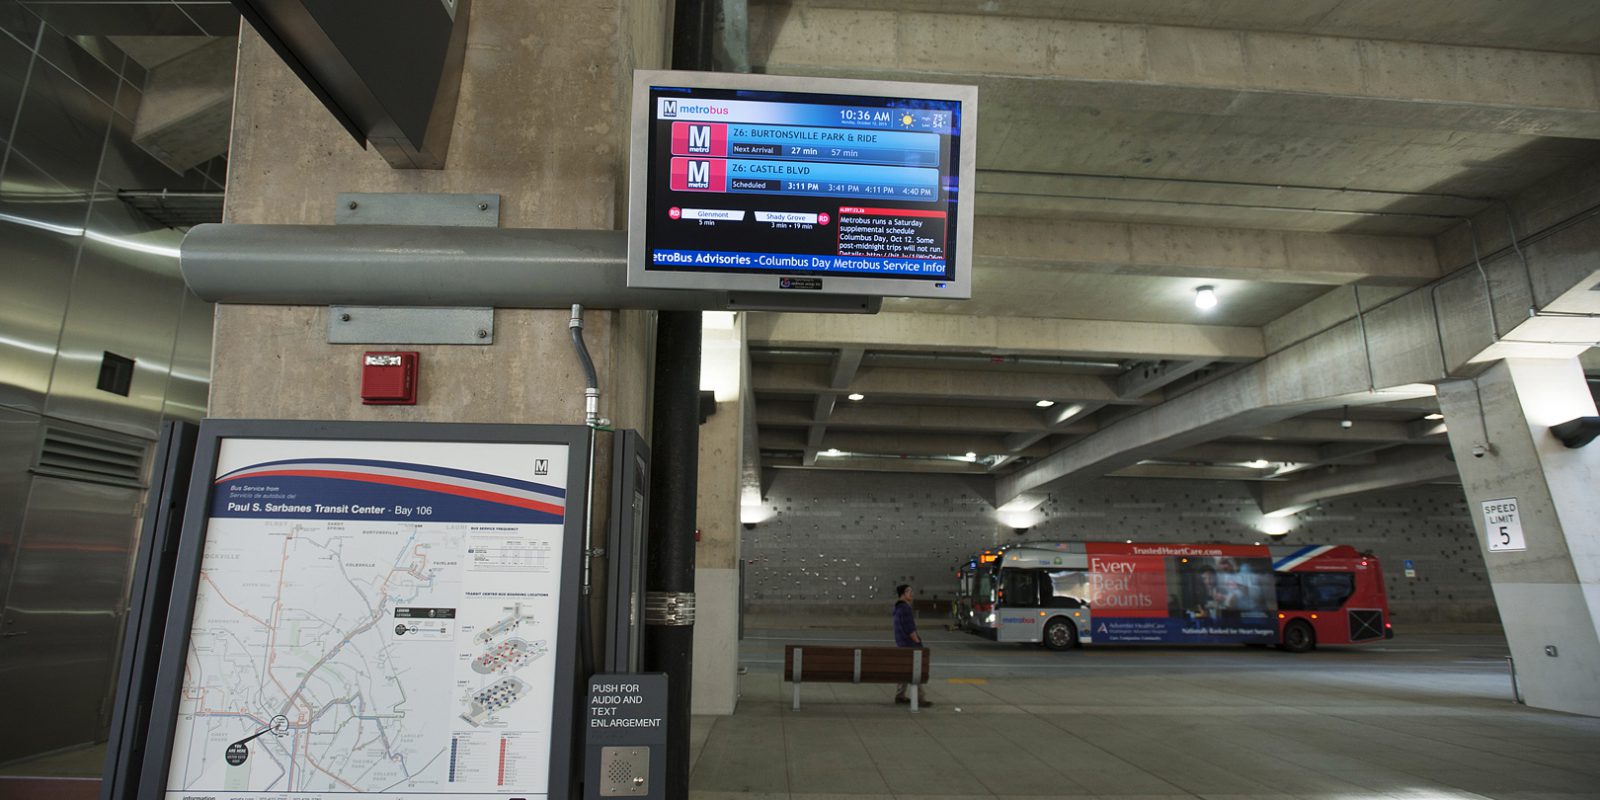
top-left (892, 584), bottom-right (932, 706)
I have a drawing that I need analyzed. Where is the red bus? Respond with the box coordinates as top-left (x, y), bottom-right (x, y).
top-left (954, 542), bottom-right (1392, 652)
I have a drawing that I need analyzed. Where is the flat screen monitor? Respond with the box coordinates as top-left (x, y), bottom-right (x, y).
top-left (628, 70), bottom-right (976, 300)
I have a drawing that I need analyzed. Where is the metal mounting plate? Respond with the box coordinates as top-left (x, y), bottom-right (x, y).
top-left (335, 192), bottom-right (500, 227)
top-left (329, 306), bottom-right (493, 344)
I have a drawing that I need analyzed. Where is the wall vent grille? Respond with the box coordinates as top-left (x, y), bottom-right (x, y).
top-left (35, 426), bottom-right (148, 488)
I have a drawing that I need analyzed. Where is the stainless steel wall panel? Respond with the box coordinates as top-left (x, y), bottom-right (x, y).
top-left (161, 291), bottom-right (211, 421)
top-left (0, 407), bottom-right (41, 627)
top-left (120, 52), bottom-right (144, 85)
top-left (0, 2), bottom-right (41, 45)
top-left (0, 30), bottom-right (29, 140)
top-left (32, 29), bottom-right (120, 105)
top-left (112, 73), bottom-right (137, 120)
top-left (20, 1), bottom-right (209, 36)
top-left (44, 199), bottom-right (183, 439)
top-left (0, 474), bottom-right (142, 762)
top-left (0, 157), bottom-right (81, 412)
top-left (10, 50), bottom-right (110, 189)
top-left (181, 3), bottom-right (241, 37)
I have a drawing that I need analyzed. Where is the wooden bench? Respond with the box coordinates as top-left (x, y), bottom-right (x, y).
top-left (783, 644), bottom-right (931, 710)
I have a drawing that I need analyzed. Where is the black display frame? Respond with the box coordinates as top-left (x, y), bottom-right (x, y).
top-left (627, 69), bottom-right (977, 301)
top-left (137, 418), bottom-right (590, 799)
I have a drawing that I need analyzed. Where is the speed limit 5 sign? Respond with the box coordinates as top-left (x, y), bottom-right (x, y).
top-left (1481, 498), bottom-right (1526, 552)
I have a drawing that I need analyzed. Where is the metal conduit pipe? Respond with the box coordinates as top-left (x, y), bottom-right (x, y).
top-left (1497, 201), bottom-right (1539, 313)
top-left (1353, 285), bottom-right (1377, 392)
top-left (1463, 218), bottom-right (1500, 342)
top-left (178, 223), bottom-right (879, 313)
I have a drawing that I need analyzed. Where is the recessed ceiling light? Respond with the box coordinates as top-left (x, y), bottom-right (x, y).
top-left (1036, 399), bottom-right (1055, 408)
top-left (847, 393), bottom-right (864, 401)
top-left (1246, 459), bottom-right (1270, 469)
top-left (1425, 413), bottom-right (1444, 420)
top-left (824, 448), bottom-right (841, 456)
top-left (1194, 285), bottom-right (1218, 310)
top-left (964, 451), bottom-right (977, 461)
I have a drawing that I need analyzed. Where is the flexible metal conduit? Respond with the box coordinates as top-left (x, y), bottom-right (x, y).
top-left (569, 304), bottom-right (602, 681)
top-left (178, 223), bottom-right (878, 312)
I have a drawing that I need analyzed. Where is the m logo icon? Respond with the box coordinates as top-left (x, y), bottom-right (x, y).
top-left (687, 124), bottom-right (712, 153)
top-left (660, 98), bottom-right (678, 118)
top-left (686, 160), bottom-right (710, 189)
top-left (534, 459), bottom-right (549, 476)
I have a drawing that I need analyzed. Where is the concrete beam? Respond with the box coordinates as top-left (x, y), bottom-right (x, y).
top-left (830, 347), bottom-right (865, 389)
top-left (752, 362), bottom-right (1140, 405)
top-left (758, 401), bottom-right (1092, 435)
top-left (976, 217), bottom-right (1440, 286)
top-left (1163, 442), bottom-right (1322, 465)
top-left (993, 314), bottom-right (1439, 504)
top-left (1002, 402), bottom-right (1104, 453)
top-left (810, 395), bottom-right (835, 423)
top-left (766, 455), bottom-right (988, 474)
top-left (133, 36), bottom-right (236, 172)
top-left (752, 5), bottom-right (1600, 139)
top-left (1251, 419), bottom-right (1418, 443)
top-left (1117, 360), bottom-right (1211, 400)
top-left (760, 429), bottom-right (1052, 459)
top-left (995, 182), bottom-right (1600, 505)
top-left (748, 312), bottom-right (1264, 362)
top-left (1258, 447), bottom-right (1459, 514)
top-left (1110, 463), bottom-right (1274, 481)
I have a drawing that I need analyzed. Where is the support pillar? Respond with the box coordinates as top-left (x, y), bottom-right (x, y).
top-left (1438, 358), bottom-right (1600, 716)
top-left (693, 312), bottom-right (746, 714)
top-left (210, 3), bottom-right (671, 794)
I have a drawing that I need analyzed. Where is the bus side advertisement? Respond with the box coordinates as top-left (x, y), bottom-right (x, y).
top-left (1085, 543), bottom-right (1277, 644)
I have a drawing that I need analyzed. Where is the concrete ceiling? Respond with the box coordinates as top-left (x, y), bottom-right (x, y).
top-left (744, 0), bottom-right (1600, 512)
top-left (55, 0), bottom-right (1597, 515)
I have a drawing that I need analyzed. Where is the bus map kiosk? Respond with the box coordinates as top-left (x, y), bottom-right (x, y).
top-left (139, 420), bottom-right (589, 800)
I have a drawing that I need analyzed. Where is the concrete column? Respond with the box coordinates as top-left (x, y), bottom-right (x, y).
top-left (210, 2), bottom-right (670, 666)
top-left (1438, 358), bottom-right (1600, 716)
top-left (692, 312), bottom-right (746, 714)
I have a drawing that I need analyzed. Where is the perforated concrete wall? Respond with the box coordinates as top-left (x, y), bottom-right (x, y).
top-left (741, 471), bottom-right (1496, 624)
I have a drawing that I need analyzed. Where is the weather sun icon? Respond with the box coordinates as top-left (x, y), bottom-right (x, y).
top-left (900, 112), bottom-right (915, 127)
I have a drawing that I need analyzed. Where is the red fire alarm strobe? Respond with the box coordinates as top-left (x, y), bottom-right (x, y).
top-left (361, 351), bottom-right (418, 405)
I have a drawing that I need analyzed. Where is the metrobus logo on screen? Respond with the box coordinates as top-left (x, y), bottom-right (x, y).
top-left (659, 98), bottom-right (730, 118)
top-left (669, 157), bottom-right (727, 191)
top-left (671, 122), bottom-right (728, 156)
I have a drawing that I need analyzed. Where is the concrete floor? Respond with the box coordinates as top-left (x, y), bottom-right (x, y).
top-left (9, 626), bottom-right (1596, 799)
top-left (691, 626), bottom-right (1600, 800)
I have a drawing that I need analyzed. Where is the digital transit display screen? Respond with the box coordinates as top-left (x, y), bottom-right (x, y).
top-left (627, 71), bottom-right (975, 300)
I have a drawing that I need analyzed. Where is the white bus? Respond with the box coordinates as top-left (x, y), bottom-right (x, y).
top-left (955, 541), bottom-right (1392, 652)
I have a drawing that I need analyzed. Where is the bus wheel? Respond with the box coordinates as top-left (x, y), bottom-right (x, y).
top-left (1043, 618), bottom-right (1078, 651)
top-left (1279, 620), bottom-right (1316, 653)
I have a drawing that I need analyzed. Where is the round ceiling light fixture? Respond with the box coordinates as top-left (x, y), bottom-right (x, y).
top-left (1194, 285), bottom-right (1218, 310)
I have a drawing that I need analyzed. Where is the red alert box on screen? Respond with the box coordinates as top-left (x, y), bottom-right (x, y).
top-left (361, 351), bottom-right (418, 405)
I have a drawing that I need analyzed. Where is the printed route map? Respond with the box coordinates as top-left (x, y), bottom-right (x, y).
top-left (164, 438), bottom-right (568, 800)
